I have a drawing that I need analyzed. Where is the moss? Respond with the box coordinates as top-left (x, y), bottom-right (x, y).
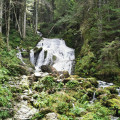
top-left (87, 78), bottom-right (98, 87)
top-left (52, 55), bottom-right (57, 61)
top-left (95, 88), bottom-right (111, 98)
top-left (66, 80), bottom-right (80, 89)
top-left (105, 86), bottom-right (118, 94)
top-left (87, 88), bottom-right (95, 98)
top-left (81, 81), bottom-right (92, 88)
top-left (107, 98), bottom-right (120, 109)
top-left (34, 47), bottom-right (42, 53)
top-left (21, 51), bottom-right (29, 58)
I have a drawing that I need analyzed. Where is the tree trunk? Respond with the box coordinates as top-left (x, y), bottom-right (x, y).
top-left (98, 0), bottom-right (103, 41)
top-left (22, 0), bottom-right (26, 38)
top-left (0, 0), bottom-right (2, 33)
top-left (6, 0), bottom-right (10, 50)
top-left (34, 0), bottom-right (39, 34)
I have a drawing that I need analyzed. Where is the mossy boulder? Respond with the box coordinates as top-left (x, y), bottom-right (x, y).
top-left (95, 88), bottom-right (110, 98)
top-left (41, 65), bottom-right (58, 75)
top-left (105, 86), bottom-right (118, 94)
top-left (106, 98), bottom-right (120, 116)
top-left (81, 80), bottom-right (92, 88)
top-left (87, 78), bottom-right (98, 87)
top-left (66, 80), bottom-right (80, 89)
top-left (107, 98), bottom-right (120, 109)
top-left (73, 89), bottom-right (86, 100)
top-left (63, 71), bottom-right (70, 78)
top-left (87, 88), bottom-right (95, 99)
top-left (40, 108), bottom-right (53, 115)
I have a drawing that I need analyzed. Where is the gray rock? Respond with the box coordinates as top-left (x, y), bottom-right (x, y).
top-left (45, 113), bottom-right (58, 120)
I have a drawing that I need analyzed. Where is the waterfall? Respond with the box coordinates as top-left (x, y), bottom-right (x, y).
top-left (90, 92), bottom-right (96, 104)
top-left (30, 38), bottom-right (75, 74)
top-left (30, 49), bottom-right (35, 65)
top-left (16, 47), bottom-right (25, 65)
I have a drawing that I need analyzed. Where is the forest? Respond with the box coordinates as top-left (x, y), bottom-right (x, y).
top-left (0, 0), bottom-right (120, 119)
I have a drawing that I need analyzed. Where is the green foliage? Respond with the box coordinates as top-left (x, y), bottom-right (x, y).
top-left (31, 113), bottom-right (45, 120)
top-left (66, 80), bottom-right (79, 89)
top-left (97, 40), bottom-right (120, 81)
top-left (70, 106), bottom-right (86, 116)
top-left (56, 102), bottom-right (70, 114)
top-left (0, 85), bottom-right (13, 119)
top-left (9, 29), bottom-right (21, 48)
top-left (75, 39), bottom-right (96, 77)
top-left (21, 27), bottom-right (41, 49)
top-left (41, 76), bottom-right (56, 90)
top-left (0, 67), bottom-right (10, 83)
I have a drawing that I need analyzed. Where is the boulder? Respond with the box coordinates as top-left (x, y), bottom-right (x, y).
top-left (45, 113), bottom-right (58, 120)
top-left (41, 65), bottom-right (58, 75)
top-left (95, 88), bottom-right (110, 98)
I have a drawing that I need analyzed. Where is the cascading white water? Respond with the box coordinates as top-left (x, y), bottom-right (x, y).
top-left (30, 38), bottom-right (75, 74)
top-left (17, 47), bottom-right (25, 65)
top-left (98, 80), bottom-right (114, 88)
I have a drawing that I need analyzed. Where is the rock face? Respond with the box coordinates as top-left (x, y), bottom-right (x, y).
top-left (45, 113), bottom-right (58, 120)
top-left (14, 101), bottom-right (38, 120)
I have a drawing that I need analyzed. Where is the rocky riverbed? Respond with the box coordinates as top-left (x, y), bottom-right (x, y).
top-left (4, 70), bottom-right (120, 120)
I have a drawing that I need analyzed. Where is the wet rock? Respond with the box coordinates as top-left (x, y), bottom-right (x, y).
top-left (34, 71), bottom-right (49, 78)
top-left (45, 113), bottom-right (58, 120)
top-left (58, 71), bottom-right (70, 78)
top-left (41, 65), bottom-right (58, 75)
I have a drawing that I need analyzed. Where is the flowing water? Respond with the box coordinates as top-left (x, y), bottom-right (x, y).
top-left (30, 38), bottom-right (75, 74)
top-left (16, 47), bottom-right (25, 65)
top-left (90, 80), bottom-right (120, 104)
top-left (98, 80), bottom-right (114, 88)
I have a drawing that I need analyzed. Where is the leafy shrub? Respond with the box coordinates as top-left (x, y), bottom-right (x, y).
top-left (41, 76), bottom-right (56, 90)
top-left (0, 85), bottom-right (13, 119)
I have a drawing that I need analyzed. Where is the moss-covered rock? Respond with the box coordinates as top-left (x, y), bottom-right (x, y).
top-left (66, 80), bottom-right (80, 89)
top-left (87, 78), bottom-right (98, 87)
top-left (106, 98), bottom-right (120, 116)
top-left (87, 88), bottom-right (95, 99)
top-left (34, 47), bottom-right (42, 53)
top-left (105, 86), bottom-right (118, 94)
top-left (81, 80), bottom-right (92, 88)
top-left (95, 88), bottom-right (110, 98)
